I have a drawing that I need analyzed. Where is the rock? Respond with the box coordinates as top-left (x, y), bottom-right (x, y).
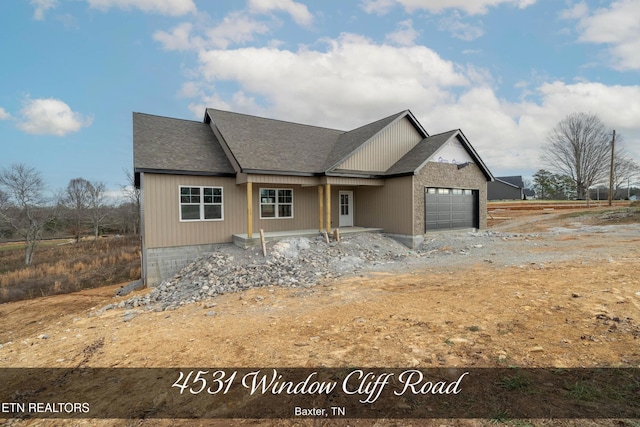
top-left (529, 346), bottom-right (544, 352)
top-left (205, 311), bottom-right (217, 317)
top-left (116, 279), bottom-right (144, 297)
top-left (38, 334), bottom-right (50, 340)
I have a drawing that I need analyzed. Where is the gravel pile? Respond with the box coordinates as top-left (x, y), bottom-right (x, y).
top-left (96, 219), bottom-right (639, 315)
top-left (111, 233), bottom-right (412, 312)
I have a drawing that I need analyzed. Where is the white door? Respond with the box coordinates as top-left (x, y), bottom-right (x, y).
top-left (339, 191), bottom-right (354, 227)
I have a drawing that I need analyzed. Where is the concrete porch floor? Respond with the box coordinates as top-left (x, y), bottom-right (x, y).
top-left (233, 227), bottom-right (383, 248)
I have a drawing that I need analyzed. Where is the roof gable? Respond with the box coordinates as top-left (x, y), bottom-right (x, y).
top-left (385, 130), bottom-right (457, 176)
top-left (385, 130), bottom-right (494, 181)
top-left (331, 113), bottom-right (427, 173)
top-left (325, 110), bottom-right (428, 172)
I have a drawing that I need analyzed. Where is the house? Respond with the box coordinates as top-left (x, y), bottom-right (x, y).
top-left (488, 176), bottom-right (525, 200)
top-left (133, 109), bottom-right (494, 285)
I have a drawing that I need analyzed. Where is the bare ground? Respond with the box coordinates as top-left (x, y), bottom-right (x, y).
top-left (1, 207), bottom-right (640, 427)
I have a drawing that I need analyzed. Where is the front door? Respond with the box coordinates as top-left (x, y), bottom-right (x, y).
top-left (339, 191), bottom-right (354, 227)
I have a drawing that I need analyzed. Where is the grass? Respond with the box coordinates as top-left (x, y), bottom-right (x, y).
top-left (566, 381), bottom-right (603, 401)
top-left (0, 235), bottom-right (141, 303)
top-left (497, 373), bottom-right (531, 391)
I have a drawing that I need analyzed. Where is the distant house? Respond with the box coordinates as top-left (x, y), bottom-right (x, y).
top-left (488, 176), bottom-right (525, 200)
top-left (133, 109), bottom-right (494, 285)
top-left (523, 188), bottom-right (536, 199)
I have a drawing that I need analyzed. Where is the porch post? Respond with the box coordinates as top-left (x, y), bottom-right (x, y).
top-left (325, 183), bottom-right (331, 233)
top-left (318, 185), bottom-right (324, 232)
top-left (247, 182), bottom-right (253, 239)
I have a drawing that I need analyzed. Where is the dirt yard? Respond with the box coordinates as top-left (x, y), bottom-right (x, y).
top-left (1, 206), bottom-right (639, 426)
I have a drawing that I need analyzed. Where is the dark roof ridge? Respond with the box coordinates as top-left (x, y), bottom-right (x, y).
top-left (427, 129), bottom-right (460, 138)
top-left (205, 108), bottom-right (346, 133)
top-left (133, 111), bottom-right (203, 124)
top-left (345, 110), bottom-right (409, 133)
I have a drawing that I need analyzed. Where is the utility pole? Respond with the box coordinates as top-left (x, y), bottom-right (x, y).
top-left (608, 130), bottom-right (615, 207)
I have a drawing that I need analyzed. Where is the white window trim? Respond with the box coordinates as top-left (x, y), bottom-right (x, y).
top-left (259, 188), bottom-right (294, 219)
top-left (179, 185), bottom-right (224, 222)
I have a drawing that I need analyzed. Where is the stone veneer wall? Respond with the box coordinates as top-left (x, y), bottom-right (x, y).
top-left (413, 162), bottom-right (488, 236)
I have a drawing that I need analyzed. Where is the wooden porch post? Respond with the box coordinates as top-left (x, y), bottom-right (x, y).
top-left (318, 185), bottom-right (324, 232)
top-left (247, 182), bottom-right (253, 239)
top-left (325, 183), bottom-right (331, 233)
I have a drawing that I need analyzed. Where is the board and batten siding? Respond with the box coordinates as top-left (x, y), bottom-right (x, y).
top-left (143, 174), bottom-right (246, 248)
top-left (253, 184), bottom-right (318, 232)
top-left (143, 174), bottom-right (324, 248)
top-left (336, 117), bottom-right (423, 172)
top-left (355, 176), bottom-right (414, 235)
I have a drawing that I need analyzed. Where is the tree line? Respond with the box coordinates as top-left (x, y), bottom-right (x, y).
top-left (0, 164), bottom-right (140, 266)
top-left (534, 112), bottom-right (639, 201)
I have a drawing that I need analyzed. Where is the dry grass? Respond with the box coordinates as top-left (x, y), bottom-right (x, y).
top-left (0, 235), bottom-right (140, 303)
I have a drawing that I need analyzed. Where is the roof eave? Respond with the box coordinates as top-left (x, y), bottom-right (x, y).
top-left (134, 167), bottom-right (236, 178)
top-left (241, 169), bottom-right (322, 177)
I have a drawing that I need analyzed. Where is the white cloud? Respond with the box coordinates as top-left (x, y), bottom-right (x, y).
top-left (153, 22), bottom-right (202, 51)
top-left (559, 1), bottom-right (588, 20)
top-left (154, 12), bottom-right (272, 51)
top-left (194, 33), bottom-right (469, 128)
top-left (427, 81), bottom-right (640, 174)
top-left (360, 0), bottom-right (397, 15)
top-left (206, 11), bottom-right (271, 49)
top-left (181, 31), bottom-right (640, 174)
top-left (438, 11), bottom-right (484, 40)
top-left (361, 0), bottom-right (537, 15)
top-left (17, 98), bottom-right (93, 136)
top-left (30, 0), bottom-right (57, 20)
top-left (563, 0), bottom-right (640, 70)
top-left (0, 107), bottom-right (11, 120)
top-left (247, 0), bottom-right (313, 27)
top-left (85, 0), bottom-right (196, 16)
top-left (385, 19), bottom-right (419, 46)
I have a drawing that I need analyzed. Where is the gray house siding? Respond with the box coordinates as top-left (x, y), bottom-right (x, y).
top-left (488, 180), bottom-right (524, 200)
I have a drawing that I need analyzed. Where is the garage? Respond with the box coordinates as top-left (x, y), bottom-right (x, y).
top-left (424, 187), bottom-right (478, 230)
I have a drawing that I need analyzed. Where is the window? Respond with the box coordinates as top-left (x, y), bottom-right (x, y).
top-left (180, 186), bottom-right (223, 221)
top-left (260, 188), bottom-right (293, 218)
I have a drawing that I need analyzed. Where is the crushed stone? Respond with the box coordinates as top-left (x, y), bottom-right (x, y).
top-left (97, 222), bottom-right (639, 314)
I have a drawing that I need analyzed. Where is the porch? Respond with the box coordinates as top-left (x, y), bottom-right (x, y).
top-left (232, 226), bottom-right (383, 249)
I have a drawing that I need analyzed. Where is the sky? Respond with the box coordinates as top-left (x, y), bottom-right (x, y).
top-left (1, 0), bottom-right (639, 199)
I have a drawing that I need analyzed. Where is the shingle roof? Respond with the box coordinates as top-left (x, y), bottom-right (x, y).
top-left (206, 108), bottom-right (344, 174)
top-left (384, 130), bottom-right (458, 175)
top-left (133, 112), bottom-right (234, 175)
top-left (133, 108), bottom-right (492, 181)
top-left (496, 176), bottom-right (524, 188)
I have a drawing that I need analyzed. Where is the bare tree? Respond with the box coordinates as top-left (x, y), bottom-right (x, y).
top-left (611, 145), bottom-right (640, 199)
top-left (86, 180), bottom-right (109, 240)
top-left (0, 164), bottom-right (49, 265)
top-left (542, 113), bottom-right (612, 199)
top-left (64, 178), bottom-right (91, 242)
top-left (121, 169), bottom-right (141, 235)
top-left (63, 178), bottom-right (110, 241)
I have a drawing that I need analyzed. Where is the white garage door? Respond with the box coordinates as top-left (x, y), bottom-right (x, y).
top-left (425, 187), bottom-right (478, 230)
